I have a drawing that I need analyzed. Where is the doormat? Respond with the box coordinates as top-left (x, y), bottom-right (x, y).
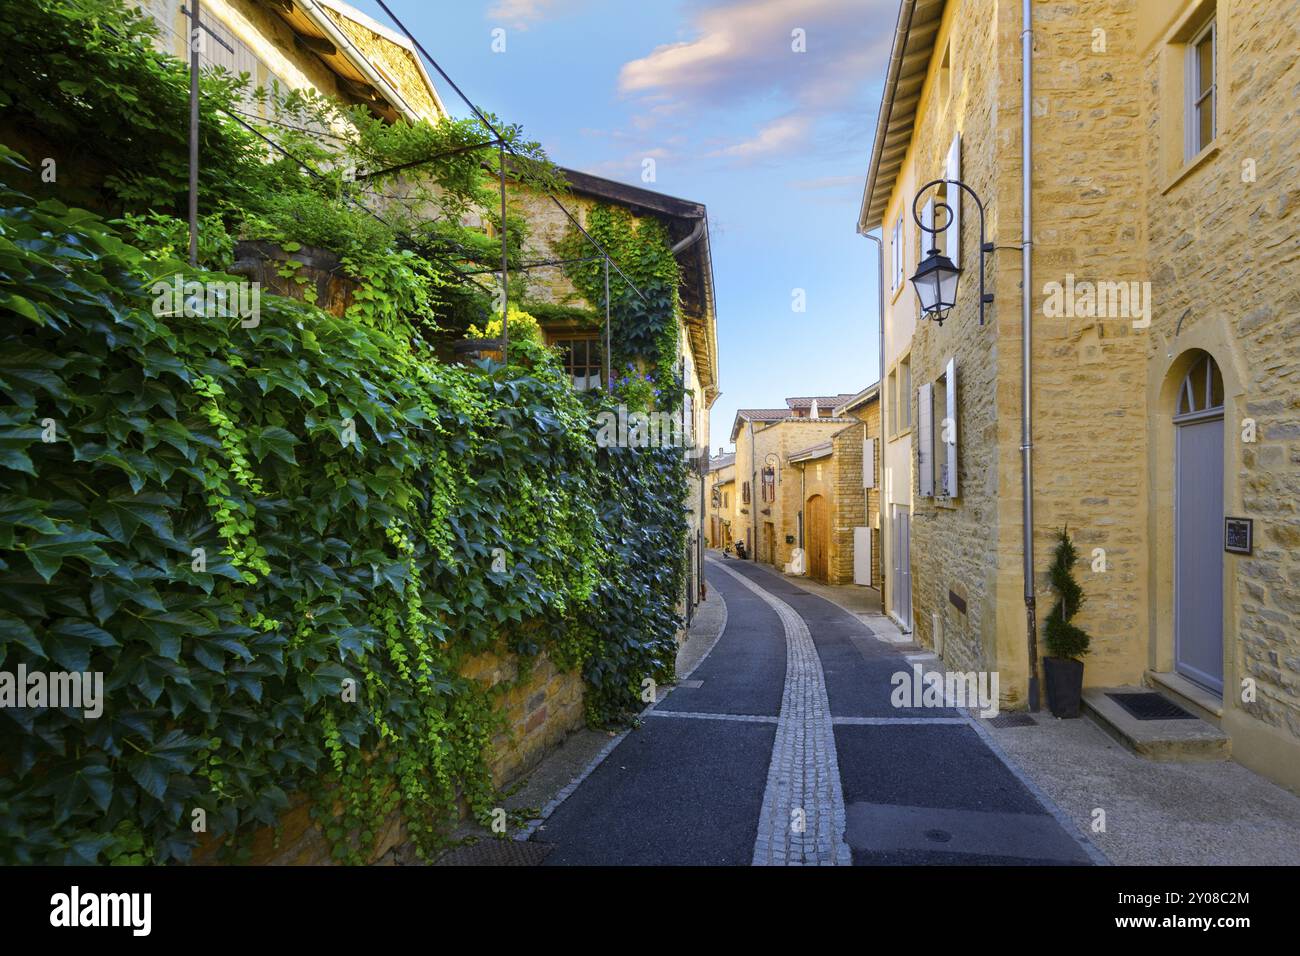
top-left (433, 839), bottom-right (554, 866)
top-left (1106, 691), bottom-right (1197, 721)
top-left (986, 713), bottom-right (1036, 728)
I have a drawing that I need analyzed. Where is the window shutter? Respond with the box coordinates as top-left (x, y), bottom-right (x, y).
top-left (921, 199), bottom-right (934, 253)
top-left (944, 358), bottom-right (958, 498)
top-left (918, 382), bottom-right (934, 497)
top-left (946, 133), bottom-right (961, 268)
top-left (863, 436), bottom-right (875, 488)
top-left (683, 392), bottom-right (694, 449)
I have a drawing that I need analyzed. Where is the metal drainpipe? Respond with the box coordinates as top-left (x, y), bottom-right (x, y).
top-left (1021, 0), bottom-right (1040, 712)
top-left (749, 420), bottom-right (757, 561)
top-left (860, 230), bottom-right (886, 608)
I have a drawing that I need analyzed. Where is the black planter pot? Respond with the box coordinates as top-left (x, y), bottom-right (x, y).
top-left (1043, 656), bottom-right (1084, 718)
top-left (452, 337), bottom-right (503, 364)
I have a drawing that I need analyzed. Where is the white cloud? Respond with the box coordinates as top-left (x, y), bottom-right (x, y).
top-left (488, 0), bottom-right (565, 30)
top-left (617, 0), bottom-right (895, 161)
top-left (711, 114), bottom-right (812, 159)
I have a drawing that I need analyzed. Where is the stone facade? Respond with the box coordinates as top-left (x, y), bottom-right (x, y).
top-left (138, 0), bottom-right (443, 122)
top-left (864, 0), bottom-right (1299, 791)
top-left (706, 455), bottom-right (737, 548)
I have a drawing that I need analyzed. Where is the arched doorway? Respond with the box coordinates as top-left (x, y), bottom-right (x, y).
top-left (806, 494), bottom-right (829, 583)
top-left (1174, 351), bottom-right (1225, 694)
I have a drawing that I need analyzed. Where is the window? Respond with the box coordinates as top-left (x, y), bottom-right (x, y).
top-left (1177, 352), bottom-right (1224, 417)
top-left (553, 336), bottom-right (603, 391)
top-left (761, 465), bottom-right (776, 503)
top-left (938, 41), bottom-right (952, 105)
top-left (918, 359), bottom-right (959, 499)
top-left (898, 355), bottom-right (912, 431)
top-left (887, 368), bottom-right (898, 435)
top-left (742, 481), bottom-right (751, 505)
top-left (1185, 16), bottom-right (1216, 158)
top-left (891, 216), bottom-right (904, 290)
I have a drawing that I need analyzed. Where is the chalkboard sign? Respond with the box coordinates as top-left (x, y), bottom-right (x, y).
top-left (1224, 517), bottom-right (1252, 555)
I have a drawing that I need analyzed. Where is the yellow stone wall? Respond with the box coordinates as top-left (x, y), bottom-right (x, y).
top-left (734, 417), bottom-right (856, 570)
top-left (879, 0), bottom-right (1299, 787)
top-left (831, 398), bottom-right (882, 587)
top-left (1138, 0), bottom-right (1300, 789)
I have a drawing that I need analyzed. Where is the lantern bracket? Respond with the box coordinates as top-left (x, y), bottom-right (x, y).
top-left (911, 178), bottom-right (994, 326)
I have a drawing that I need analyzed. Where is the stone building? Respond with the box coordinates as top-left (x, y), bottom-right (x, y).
top-left (706, 452), bottom-right (737, 549)
top-left (731, 391), bottom-right (881, 587)
top-left (860, 0), bottom-right (1299, 790)
top-left (138, 0), bottom-right (445, 121)
top-left (509, 169), bottom-right (720, 620)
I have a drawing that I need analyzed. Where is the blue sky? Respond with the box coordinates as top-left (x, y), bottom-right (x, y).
top-left (351, 0), bottom-right (899, 451)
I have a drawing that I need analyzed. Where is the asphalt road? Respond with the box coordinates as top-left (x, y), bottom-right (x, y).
top-left (534, 558), bottom-right (1098, 866)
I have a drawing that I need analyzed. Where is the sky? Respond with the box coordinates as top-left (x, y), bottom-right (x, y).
top-left (351, 0), bottom-right (900, 452)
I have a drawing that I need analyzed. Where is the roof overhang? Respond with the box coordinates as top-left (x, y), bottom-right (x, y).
top-left (788, 442), bottom-right (834, 464)
top-left (561, 169), bottom-right (719, 405)
top-left (857, 0), bottom-right (947, 233)
top-left (833, 382), bottom-right (881, 417)
top-left (269, 0), bottom-right (447, 123)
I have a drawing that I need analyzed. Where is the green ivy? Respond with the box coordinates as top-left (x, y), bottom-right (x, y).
top-left (0, 0), bottom-right (690, 866)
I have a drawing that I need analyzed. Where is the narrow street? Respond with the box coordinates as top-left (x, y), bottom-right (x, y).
top-left (529, 557), bottom-right (1100, 866)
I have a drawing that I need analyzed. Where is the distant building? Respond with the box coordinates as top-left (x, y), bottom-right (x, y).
top-left (731, 390), bottom-right (880, 585)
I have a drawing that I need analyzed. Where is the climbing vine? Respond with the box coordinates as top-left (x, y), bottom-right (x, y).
top-left (0, 0), bottom-right (691, 866)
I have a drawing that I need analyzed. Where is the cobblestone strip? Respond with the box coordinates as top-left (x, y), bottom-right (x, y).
top-left (707, 558), bottom-right (852, 866)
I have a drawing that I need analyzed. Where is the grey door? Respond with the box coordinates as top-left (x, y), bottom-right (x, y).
top-left (1175, 414), bottom-right (1224, 694)
top-left (892, 506), bottom-right (912, 630)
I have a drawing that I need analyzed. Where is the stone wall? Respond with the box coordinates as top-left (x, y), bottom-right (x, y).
top-left (878, 0), bottom-right (1300, 791)
top-left (193, 647), bottom-right (584, 865)
top-left (733, 417), bottom-right (855, 570)
top-left (1138, 0), bottom-right (1300, 788)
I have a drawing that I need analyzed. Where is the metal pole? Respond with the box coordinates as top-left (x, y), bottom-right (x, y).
top-left (498, 138), bottom-right (509, 365)
top-left (188, 0), bottom-right (201, 267)
top-left (604, 257), bottom-right (612, 393)
top-left (1021, 0), bottom-right (1039, 712)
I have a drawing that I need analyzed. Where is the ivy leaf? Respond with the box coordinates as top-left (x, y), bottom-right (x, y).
top-left (22, 528), bottom-right (114, 582)
top-left (0, 609), bottom-right (42, 658)
top-left (247, 425), bottom-right (298, 464)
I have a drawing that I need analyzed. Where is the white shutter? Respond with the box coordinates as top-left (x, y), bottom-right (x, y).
top-left (921, 199), bottom-right (935, 254)
top-left (683, 392), bottom-right (694, 449)
top-left (946, 133), bottom-right (962, 268)
top-left (853, 527), bottom-right (872, 586)
top-left (863, 436), bottom-right (875, 488)
top-left (944, 357), bottom-right (958, 499)
top-left (918, 382), bottom-right (934, 497)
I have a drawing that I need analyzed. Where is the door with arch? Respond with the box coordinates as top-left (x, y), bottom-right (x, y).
top-left (806, 494), bottom-right (829, 583)
top-left (1174, 352), bottom-right (1225, 694)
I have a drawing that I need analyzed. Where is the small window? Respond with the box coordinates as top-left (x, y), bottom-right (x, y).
top-left (887, 368), bottom-right (898, 435)
top-left (553, 336), bottom-right (603, 391)
top-left (938, 40), bottom-right (952, 106)
top-left (1185, 16), bottom-right (1216, 158)
top-left (891, 216), bottom-right (904, 290)
top-left (1176, 352), bottom-right (1224, 416)
top-left (761, 465), bottom-right (776, 503)
top-left (742, 481), bottom-right (751, 505)
top-left (898, 355), bottom-right (912, 431)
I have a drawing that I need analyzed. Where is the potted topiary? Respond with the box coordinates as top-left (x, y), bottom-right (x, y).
top-left (1042, 527), bottom-right (1091, 718)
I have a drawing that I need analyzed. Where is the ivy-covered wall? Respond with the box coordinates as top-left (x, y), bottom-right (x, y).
top-left (0, 0), bottom-right (690, 865)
